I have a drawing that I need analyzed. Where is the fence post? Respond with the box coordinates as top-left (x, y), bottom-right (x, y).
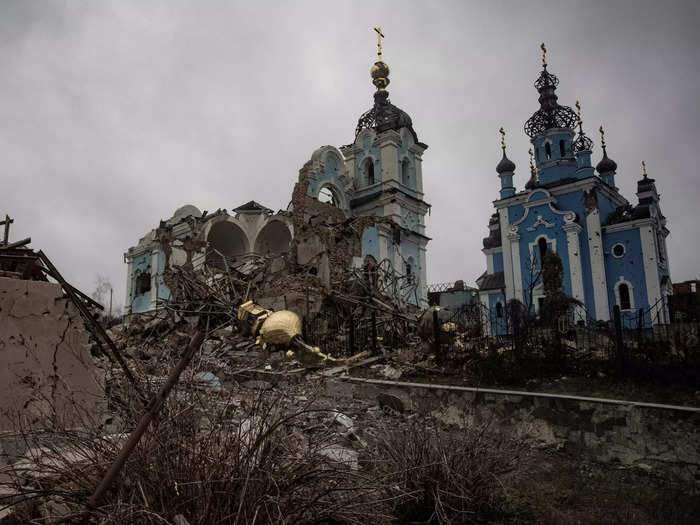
top-left (613, 305), bottom-right (625, 372)
top-left (433, 308), bottom-right (442, 365)
top-left (371, 310), bottom-right (377, 354)
top-left (348, 315), bottom-right (355, 353)
top-left (637, 308), bottom-right (644, 347)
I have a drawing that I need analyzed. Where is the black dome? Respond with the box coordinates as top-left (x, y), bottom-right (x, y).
top-left (355, 90), bottom-right (419, 143)
top-left (496, 151), bottom-right (516, 174)
top-left (596, 150), bottom-right (618, 174)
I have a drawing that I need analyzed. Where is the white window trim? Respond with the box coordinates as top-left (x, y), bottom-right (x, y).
top-left (528, 234), bottom-right (557, 261)
top-left (614, 276), bottom-right (635, 312)
top-left (611, 243), bottom-right (626, 258)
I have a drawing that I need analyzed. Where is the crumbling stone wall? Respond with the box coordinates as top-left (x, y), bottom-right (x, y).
top-left (327, 377), bottom-right (700, 484)
top-left (0, 277), bottom-right (104, 432)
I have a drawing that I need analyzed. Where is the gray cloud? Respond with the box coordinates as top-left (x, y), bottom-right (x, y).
top-left (2, 0), bottom-right (699, 307)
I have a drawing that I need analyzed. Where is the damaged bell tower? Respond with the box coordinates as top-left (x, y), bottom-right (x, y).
top-left (300, 27), bottom-right (431, 304)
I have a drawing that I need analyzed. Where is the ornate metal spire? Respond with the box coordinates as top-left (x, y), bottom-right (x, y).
top-left (572, 99), bottom-right (593, 154)
top-left (541, 42), bottom-right (547, 69)
top-left (524, 44), bottom-right (577, 139)
top-left (642, 160), bottom-right (648, 179)
top-left (355, 27), bottom-right (419, 143)
top-left (370, 27), bottom-right (389, 92)
top-left (499, 126), bottom-right (506, 150)
top-left (529, 148), bottom-right (539, 183)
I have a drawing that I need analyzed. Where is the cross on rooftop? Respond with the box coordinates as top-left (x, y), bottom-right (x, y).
top-left (0, 214), bottom-right (13, 245)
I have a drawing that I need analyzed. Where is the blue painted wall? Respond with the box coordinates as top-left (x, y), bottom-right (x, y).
top-left (603, 228), bottom-right (648, 316)
top-left (493, 251), bottom-right (504, 273)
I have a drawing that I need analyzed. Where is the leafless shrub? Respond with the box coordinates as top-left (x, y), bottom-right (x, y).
top-left (1, 372), bottom-right (392, 524)
top-left (369, 418), bottom-right (530, 524)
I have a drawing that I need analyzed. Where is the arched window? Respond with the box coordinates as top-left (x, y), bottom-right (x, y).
top-left (545, 143), bottom-right (552, 160)
top-left (134, 270), bottom-right (151, 296)
top-left (496, 302), bottom-right (504, 318)
top-left (318, 186), bottom-right (339, 207)
top-left (619, 283), bottom-right (631, 310)
top-left (538, 237), bottom-right (548, 261)
top-left (405, 256), bottom-right (415, 284)
top-left (401, 159), bottom-right (409, 186)
top-left (366, 160), bottom-right (375, 186)
top-left (559, 140), bottom-right (566, 157)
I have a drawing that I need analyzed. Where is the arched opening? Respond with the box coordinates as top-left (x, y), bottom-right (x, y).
top-left (134, 270), bottom-right (151, 296)
top-left (206, 220), bottom-right (249, 269)
top-left (318, 186), bottom-right (340, 207)
top-left (496, 302), bottom-right (504, 318)
top-left (545, 142), bottom-right (552, 160)
top-left (405, 256), bottom-right (416, 284)
top-left (254, 221), bottom-right (292, 255)
top-left (619, 283), bottom-right (631, 310)
top-left (365, 159), bottom-right (375, 186)
top-left (559, 140), bottom-right (566, 157)
top-left (538, 237), bottom-right (548, 261)
top-left (401, 158), bottom-right (410, 186)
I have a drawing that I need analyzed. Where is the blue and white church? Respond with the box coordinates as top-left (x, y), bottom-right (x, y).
top-left (477, 46), bottom-right (672, 332)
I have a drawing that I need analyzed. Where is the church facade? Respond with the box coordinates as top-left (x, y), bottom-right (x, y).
top-left (124, 32), bottom-right (430, 314)
top-left (477, 48), bottom-right (671, 332)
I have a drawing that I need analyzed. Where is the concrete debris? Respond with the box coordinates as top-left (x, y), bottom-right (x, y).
top-left (194, 371), bottom-right (223, 392)
top-left (381, 365), bottom-right (403, 380)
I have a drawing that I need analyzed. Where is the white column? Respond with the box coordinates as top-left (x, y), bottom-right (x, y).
top-left (484, 251), bottom-right (494, 274)
top-left (640, 225), bottom-right (661, 321)
top-left (508, 231), bottom-right (523, 303)
top-left (378, 133), bottom-right (399, 184)
top-left (564, 223), bottom-right (585, 317)
top-left (124, 257), bottom-right (133, 315)
top-left (479, 292), bottom-right (491, 336)
top-left (150, 250), bottom-right (159, 310)
top-left (498, 208), bottom-right (514, 301)
top-left (419, 244), bottom-right (428, 305)
top-left (586, 209), bottom-right (610, 320)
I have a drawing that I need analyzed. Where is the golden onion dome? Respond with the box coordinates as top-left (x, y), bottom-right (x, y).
top-left (371, 60), bottom-right (390, 90)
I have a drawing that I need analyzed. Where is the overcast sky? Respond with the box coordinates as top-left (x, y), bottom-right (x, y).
top-left (2, 0), bottom-right (699, 309)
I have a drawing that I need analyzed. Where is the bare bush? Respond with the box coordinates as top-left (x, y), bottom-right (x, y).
top-left (1, 376), bottom-right (392, 524)
top-left (370, 419), bottom-right (530, 524)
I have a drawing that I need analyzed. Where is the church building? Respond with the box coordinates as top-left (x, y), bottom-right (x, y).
top-left (124, 29), bottom-right (430, 314)
top-left (477, 45), bottom-right (671, 332)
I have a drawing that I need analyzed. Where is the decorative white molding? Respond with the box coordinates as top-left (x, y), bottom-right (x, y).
top-left (486, 252), bottom-right (494, 274)
top-left (602, 218), bottom-right (654, 234)
top-left (565, 225), bottom-right (585, 313)
top-left (640, 225), bottom-right (661, 315)
top-left (614, 276), bottom-right (635, 311)
top-left (510, 190), bottom-right (576, 233)
top-left (508, 231), bottom-right (523, 303)
top-left (498, 208), bottom-right (515, 302)
top-left (526, 214), bottom-right (556, 231)
top-left (586, 208), bottom-right (610, 320)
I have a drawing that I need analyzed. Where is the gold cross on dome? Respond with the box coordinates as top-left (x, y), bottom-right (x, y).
top-left (499, 127), bottom-right (506, 149)
top-left (599, 124), bottom-right (606, 149)
top-left (642, 160), bottom-right (648, 178)
top-left (575, 100), bottom-right (582, 125)
top-left (374, 27), bottom-right (385, 59)
top-left (540, 42), bottom-right (547, 68)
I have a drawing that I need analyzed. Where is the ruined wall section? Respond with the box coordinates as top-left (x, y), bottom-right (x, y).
top-left (0, 277), bottom-right (104, 432)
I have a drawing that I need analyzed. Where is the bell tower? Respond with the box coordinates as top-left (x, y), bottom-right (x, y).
top-left (340, 28), bottom-right (431, 304)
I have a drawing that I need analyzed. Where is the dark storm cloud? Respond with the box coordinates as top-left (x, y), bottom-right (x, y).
top-left (2, 0), bottom-right (699, 307)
